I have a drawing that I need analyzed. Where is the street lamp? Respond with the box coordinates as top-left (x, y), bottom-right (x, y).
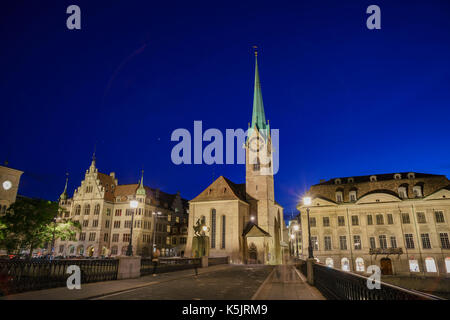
top-left (303, 196), bottom-right (314, 259)
top-left (126, 200), bottom-right (139, 256)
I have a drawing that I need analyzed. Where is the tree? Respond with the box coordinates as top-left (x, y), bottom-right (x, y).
top-left (0, 198), bottom-right (81, 257)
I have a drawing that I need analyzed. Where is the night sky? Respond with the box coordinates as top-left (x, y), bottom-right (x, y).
top-left (1, 0), bottom-right (450, 221)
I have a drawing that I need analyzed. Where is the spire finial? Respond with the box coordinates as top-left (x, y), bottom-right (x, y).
top-left (59, 172), bottom-right (69, 201)
top-left (253, 45), bottom-right (258, 57)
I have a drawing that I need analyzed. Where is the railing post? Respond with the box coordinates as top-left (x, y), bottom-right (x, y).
top-left (117, 256), bottom-right (141, 280)
top-left (307, 258), bottom-right (315, 285)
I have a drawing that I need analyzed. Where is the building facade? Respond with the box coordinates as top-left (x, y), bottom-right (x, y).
top-left (185, 53), bottom-right (286, 264)
top-left (0, 164), bottom-right (23, 214)
top-left (297, 172), bottom-right (450, 276)
top-left (55, 157), bottom-right (188, 258)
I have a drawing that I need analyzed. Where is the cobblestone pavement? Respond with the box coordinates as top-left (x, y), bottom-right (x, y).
top-left (95, 265), bottom-right (274, 300)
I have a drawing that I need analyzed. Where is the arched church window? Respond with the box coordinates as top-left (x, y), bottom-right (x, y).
top-left (211, 209), bottom-right (216, 249)
top-left (221, 215), bottom-right (226, 249)
top-left (253, 158), bottom-right (260, 171)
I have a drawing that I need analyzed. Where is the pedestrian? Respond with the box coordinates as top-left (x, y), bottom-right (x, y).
top-left (152, 248), bottom-right (160, 276)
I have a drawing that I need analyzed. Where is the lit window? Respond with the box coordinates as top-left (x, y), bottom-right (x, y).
top-left (425, 257), bottom-right (437, 273)
top-left (341, 258), bottom-right (350, 271)
top-left (355, 257), bottom-right (365, 272)
top-left (325, 258), bottom-right (334, 268)
top-left (409, 260), bottom-right (420, 272)
top-left (445, 257), bottom-right (450, 273)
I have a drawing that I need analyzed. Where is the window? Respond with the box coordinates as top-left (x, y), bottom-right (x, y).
top-left (446, 258), bottom-right (450, 273)
top-left (379, 235), bottom-right (387, 249)
top-left (376, 214), bottom-right (384, 225)
top-left (310, 217), bottom-right (316, 227)
top-left (351, 215), bottom-right (359, 226)
top-left (92, 220), bottom-right (98, 227)
top-left (325, 258), bottom-right (334, 268)
top-left (84, 204), bottom-right (90, 215)
top-left (211, 209), bottom-right (216, 249)
top-left (367, 215), bottom-right (373, 225)
top-left (83, 220), bottom-right (89, 227)
top-left (435, 211), bottom-right (445, 223)
top-left (221, 215), bottom-right (226, 249)
top-left (106, 208), bottom-right (111, 216)
top-left (253, 158), bottom-right (260, 171)
top-left (124, 221), bottom-right (132, 228)
top-left (167, 225), bottom-right (171, 232)
top-left (387, 214), bottom-right (393, 224)
top-left (105, 220), bottom-right (110, 228)
top-left (369, 237), bottom-right (376, 249)
top-left (341, 258), bottom-right (350, 271)
top-left (401, 213), bottom-right (410, 224)
top-left (440, 233), bottom-right (450, 249)
top-left (355, 257), bottom-right (365, 272)
top-left (180, 237), bottom-right (187, 244)
top-left (75, 205), bottom-right (81, 215)
top-left (59, 245), bottom-right (64, 253)
top-left (338, 216), bottom-right (345, 226)
top-left (123, 234), bottom-right (130, 242)
top-left (417, 212), bottom-right (426, 224)
top-left (89, 233), bottom-right (96, 241)
top-left (115, 209), bottom-right (122, 216)
top-left (323, 217), bottom-right (330, 227)
top-left (126, 209), bottom-right (133, 216)
top-left (79, 233), bottom-right (86, 241)
top-left (421, 233), bottom-right (431, 249)
top-left (324, 236), bottom-right (332, 251)
top-left (409, 260), bottom-right (420, 272)
top-left (413, 185), bottom-right (422, 198)
top-left (336, 191), bottom-right (343, 203)
top-left (94, 204), bottom-right (100, 215)
top-left (112, 234), bottom-right (119, 242)
top-left (398, 187), bottom-right (407, 199)
top-left (113, 221), bottom-right (121, 228)
top-left (390, 236), bottom-right (397, 248)
top-left (405, 234), bottom-right (415, 249)
top-left (353, 235), bottom-right (361, 250)
top-left (370, 175), bottom-right (377, 182)
top-left (111, 246), bottom-right (118, 255)
top-left (339, 236), bottom-right (347, 250)
top-left (172, 237), bottom-right (177, 245)
top-left (425, 257), bottom-right (437, 273)
top-left (349, 190), bottom-right (357, 202)
top-left (103, 233), bottom-right (109, 242)
top-left (311, 236), bottom-right (319, 250)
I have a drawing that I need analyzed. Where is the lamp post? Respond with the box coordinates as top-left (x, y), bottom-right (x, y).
top-left (126, 200), bottom-right (139, 256)
top-left (293, 224), bottom-right (300, 257)
top-left (51, 217), bottom-right (57, 258)
top-left (303, 197), bottom-right (314, 259)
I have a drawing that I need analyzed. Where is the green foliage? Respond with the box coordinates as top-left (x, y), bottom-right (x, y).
top-left (0, 198), bottom-right (81, 255)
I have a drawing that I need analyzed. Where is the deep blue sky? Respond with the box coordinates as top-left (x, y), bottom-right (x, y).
top-left (1, 0), bottom-right (450, 221)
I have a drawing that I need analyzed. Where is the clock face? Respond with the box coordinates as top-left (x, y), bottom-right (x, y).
top-left (3, 180), bottom-right (12, 190)
top-left (248, 136), bottom-right (265, 153)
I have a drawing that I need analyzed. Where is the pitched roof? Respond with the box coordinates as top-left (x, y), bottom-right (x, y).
top-left (97, 172), bottom-right (116, 201)
top-left (314, 172), bottom-right (444, 186)
top-left (242, 221), bottom-right (271, 237)
top-left (190, 176), bottom-right (247, 203)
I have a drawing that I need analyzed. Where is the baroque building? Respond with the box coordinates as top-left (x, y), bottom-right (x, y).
top-left (184, 53), bottom-right (286, 264)
top-left (297, 172), bottom-right (450, 276)
top-left (55, 157), bottom-right (188, 258)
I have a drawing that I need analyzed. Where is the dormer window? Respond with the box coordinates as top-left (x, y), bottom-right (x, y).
top-left (336, 190), bottom-right (343, 203)
top-left (407, 172), bottom-right (415, 179)
top-left (413, 185), bottom-right (423, 198)
top-left (334, 179), bottom-right (342, 185)
top-left (398, 186), bottom-right (408, 199)
top-left (349, 190), bottom-right (357, 202)
top-left (348, 177), bottom-right (354, 183)
top-left (394, 173), bottom-right (401, 180)
top-left (370, 175), bottom-right (377, 182)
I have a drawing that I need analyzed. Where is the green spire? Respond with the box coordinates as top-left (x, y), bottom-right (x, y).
top-left (251, 51), bottom-right (267, 131)
top-left (59, 173), bottom-right (69, 200)
top-left (136, 170), bottom-right (146, 196)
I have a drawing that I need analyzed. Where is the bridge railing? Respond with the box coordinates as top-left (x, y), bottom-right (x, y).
top-left (294, 258), bottom-right (443, 300)
top-left (0, 258), bottom-right (118, 296)
top-left (208, 257), bottom-right (229, 266)
top-left (140, 257), bottom-right (201, 275)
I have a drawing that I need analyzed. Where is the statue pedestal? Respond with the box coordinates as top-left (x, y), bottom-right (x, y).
top-left (192, 236), bottom-right (210, 258)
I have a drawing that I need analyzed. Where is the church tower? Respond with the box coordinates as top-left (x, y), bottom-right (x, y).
top-left (245, 50), bottom-right (275, 236)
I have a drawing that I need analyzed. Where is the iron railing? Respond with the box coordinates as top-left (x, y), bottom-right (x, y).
top-left (208, 257), bottom-right (229, 266)
top-left (312, 262), bottom-right (443, 300)
top-left (140, 257), bottom-right (201, 276)
top-left (0, 259), bottom-right (118, 296)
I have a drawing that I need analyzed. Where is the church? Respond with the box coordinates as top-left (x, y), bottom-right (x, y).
top-left (184, 52), bottom-right (286, 264)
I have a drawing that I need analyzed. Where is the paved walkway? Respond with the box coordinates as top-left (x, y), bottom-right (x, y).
top-left (252, 265), bottom-right (325, 300)
top-left (1, 264), bottom-right (324, 300)
top-left (1, 264), bottom-right (231, 300)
